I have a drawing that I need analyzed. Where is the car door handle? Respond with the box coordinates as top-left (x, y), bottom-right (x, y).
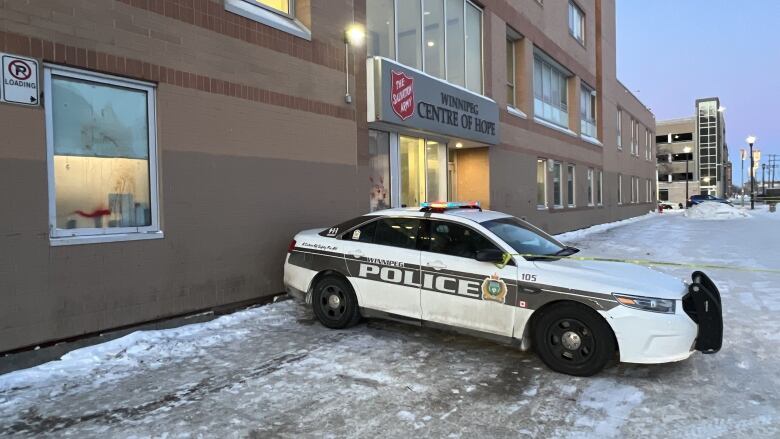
top-left (426, 260), bottom-right (446, 270)
top-left (350, 249), bottom-right (364, 259)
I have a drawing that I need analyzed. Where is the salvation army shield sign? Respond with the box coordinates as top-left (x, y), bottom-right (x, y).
top-left (390, 70), bottom-right (414, 120)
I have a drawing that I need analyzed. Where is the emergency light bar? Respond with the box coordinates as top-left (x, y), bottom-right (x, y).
top-left (420, 201), bottom-right (482, 212)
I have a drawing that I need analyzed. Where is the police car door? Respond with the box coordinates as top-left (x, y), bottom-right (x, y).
top-left (339, 217), bottom-right (422, 319)
top-left (419, 219), bottom-right (517, 337)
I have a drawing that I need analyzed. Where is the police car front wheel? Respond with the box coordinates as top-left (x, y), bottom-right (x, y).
top-left (312, 276), bottom-right (361, 329)
top-left (533, 302), bottom-right (616, 377)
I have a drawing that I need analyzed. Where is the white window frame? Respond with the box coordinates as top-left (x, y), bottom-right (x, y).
top-left (506, 36), bottom-right (516, 108)
top-left (552, 161), bottom-right (563, 208)
top-left (580, 83), bottom-right (597, 138)
top-left (537, 158), bottom-right (548, 209)
top-left (568, 1), bottom-right (585, 45)
top-left (630, 118), bottom-right (636, 156)
top-left (597, 170), bottom-right (603, 205)
top-left (567, 164), bottom-right (576, 207)
top-left (372, 0), bottom-right (484, 93)
top-left (226, 0), bottom-right (310, 40)
top-left (587, 167), bottom-right (594, 206)
top-left (646, 179), bottom-right (651, 202)
top-left (44, 65), bottom-right (162, 246)
top-left (242, 0), bottom-right (294, 19)
top-left (618, 174), bottom-right (623, 205)
top-left (616, 108), bottom-right (622, 149)
top-left (533, 52), bottom-right (571, 128)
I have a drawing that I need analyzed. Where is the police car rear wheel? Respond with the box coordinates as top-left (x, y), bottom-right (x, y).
top-left (312, 276), bottom-right (361, 329)
top-left (533, 303), bottom-right (615, 376)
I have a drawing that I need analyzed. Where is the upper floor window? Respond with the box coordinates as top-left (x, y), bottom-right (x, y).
top-left (248, 0), bottom-right (291, 15)
top-left (616, 108), bottom-right (623, 149)
top-left (645, 128), bottom-right (651, 160)
top-left (368, 0), bottom-right (483, 93)
top-left (506, 37), bottom-right (516, 107)
top-left (533, 53), bottom-right (570, 128)
top-left (568, 1), bottom-right (585, 45)
top-left (227, 0), bottom-right (309, 40)
top-left (44, 65), bottom-right (161, 245)
top-left (671, 132), bottom-right (693, 142)
top-left (580, 83), bottom-right (596, 138)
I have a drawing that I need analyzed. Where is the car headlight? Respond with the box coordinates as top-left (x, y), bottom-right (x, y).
top-left (612, 293), bottom-right (676, 314)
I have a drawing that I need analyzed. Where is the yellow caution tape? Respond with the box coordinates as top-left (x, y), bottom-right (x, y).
top-left (498, 252), bottom-right (780, 274)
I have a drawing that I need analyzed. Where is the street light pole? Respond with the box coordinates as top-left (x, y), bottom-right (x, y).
top-left (683, 146), bottom-right (692, 208)
top-left (740, 149), bottom-right (745, 207)
top-left (762, 163), bottom-right (767, 196)
top-left (747, 136), bottom-right (756, 210)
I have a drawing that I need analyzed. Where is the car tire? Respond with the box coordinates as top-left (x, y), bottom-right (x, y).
top-left (312, 275), bottom-right (361, 329)
top-left (532, 302), bottom-right (616, 376)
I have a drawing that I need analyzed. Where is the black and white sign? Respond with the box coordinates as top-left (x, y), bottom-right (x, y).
top-left (1, 53), bottom-right (39, 106)
top-left (367, 57), bottom-right (499, 144)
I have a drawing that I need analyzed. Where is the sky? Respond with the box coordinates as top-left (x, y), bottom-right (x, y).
top-left (616, 0), bottom-right (780, 185)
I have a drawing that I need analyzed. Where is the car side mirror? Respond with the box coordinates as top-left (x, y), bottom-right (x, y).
top-left (476, 248), bottom-right (505, 263)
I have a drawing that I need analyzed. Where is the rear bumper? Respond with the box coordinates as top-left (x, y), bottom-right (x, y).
top-left (283, 256), bottom-right (316, 304)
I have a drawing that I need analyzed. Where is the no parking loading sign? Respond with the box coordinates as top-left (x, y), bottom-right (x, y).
top-left (1, 53), bottom-right (39, 106)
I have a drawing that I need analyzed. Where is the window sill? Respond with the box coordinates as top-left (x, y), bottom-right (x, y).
top-left (580, 134), bottom-right (602, 146)
top-left (534, 117), bottom-right (577, 137)
top-left (50, 231), bottom-right (165, 247)
top-left (506, 105), bottom-right (527, 119)
top-left (224, 0), bottom-right (311, 41)
top-left (536, 205), bottom-right (548, 210)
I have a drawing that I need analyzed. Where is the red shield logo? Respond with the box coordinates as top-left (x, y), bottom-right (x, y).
top-left (390, 70), bottom-right (415, 120)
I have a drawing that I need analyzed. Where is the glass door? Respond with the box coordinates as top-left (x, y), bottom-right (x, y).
top-left (399, 135), bottom-right (448, 207)
top-left (400, 136), bottom-right (425, 207)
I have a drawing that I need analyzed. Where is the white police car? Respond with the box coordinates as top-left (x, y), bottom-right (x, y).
top-left (283, 202), bottom-right (722, 376)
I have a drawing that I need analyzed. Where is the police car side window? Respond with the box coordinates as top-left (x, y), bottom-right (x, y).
top-left (426, 220), bottom-right (499, 259)
top-left (343, 219), bottom-right (377, 243)
top-left (372, 218), bottom-right (421, 249)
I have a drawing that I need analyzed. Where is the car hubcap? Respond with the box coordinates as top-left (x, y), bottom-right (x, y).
top-left (561, 331), bottom-right (582, 350)
top-left (547, 318), bottom-right (595, 364)
top-left (320, 284), bottom-right (346, 320)
top-left (327, 294), bottom-right (341, 309)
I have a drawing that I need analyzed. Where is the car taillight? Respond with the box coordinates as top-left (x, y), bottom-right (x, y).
top-left (287, 239), bottom-right (296, 253)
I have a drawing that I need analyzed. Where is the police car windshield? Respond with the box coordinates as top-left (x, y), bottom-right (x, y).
top-left (481, 217), bottom-right (566, 260)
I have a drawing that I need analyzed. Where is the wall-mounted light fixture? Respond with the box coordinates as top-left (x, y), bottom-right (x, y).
top-left (343, 23), bottom-right (365, 104)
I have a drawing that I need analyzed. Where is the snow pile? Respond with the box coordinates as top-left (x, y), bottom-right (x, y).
top-left (685, 201), bottom-right (751, 220)
top-left (556, 210), bottom-right (656, 241)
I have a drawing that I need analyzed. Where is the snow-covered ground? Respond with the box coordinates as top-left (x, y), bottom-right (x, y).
top-left (2, 206), bottom-right (780, 438)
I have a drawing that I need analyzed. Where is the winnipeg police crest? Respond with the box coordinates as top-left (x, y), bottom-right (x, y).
top-left (481, 273), bottom-right (507, 303)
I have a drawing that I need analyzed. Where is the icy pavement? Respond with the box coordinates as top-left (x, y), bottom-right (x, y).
top-left (2, 208), bottom-right (780, 438)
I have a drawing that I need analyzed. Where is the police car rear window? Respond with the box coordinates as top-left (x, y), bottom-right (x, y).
top-left (319, 216), bottom-right (374, 238)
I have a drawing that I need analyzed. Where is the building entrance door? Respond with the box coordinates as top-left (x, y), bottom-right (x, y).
top-left (399, 135), bottom-right (447, 207)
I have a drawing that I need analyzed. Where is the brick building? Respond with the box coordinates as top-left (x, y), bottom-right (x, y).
top-left (0, 0), bottom-right (656, 352)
